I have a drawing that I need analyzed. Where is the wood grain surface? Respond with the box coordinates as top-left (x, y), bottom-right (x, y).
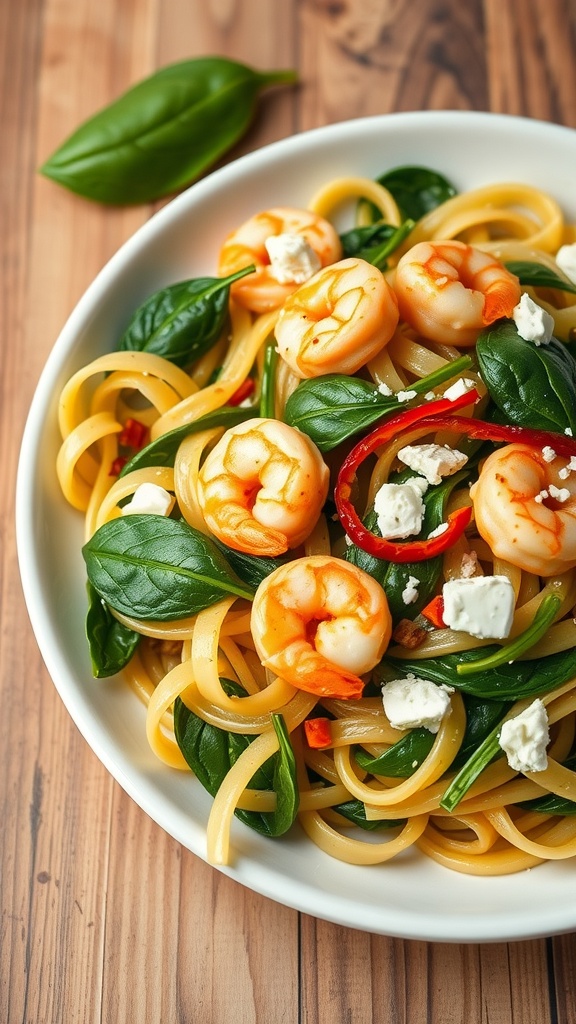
top-left (3, 1), bottom-right (576, 1021)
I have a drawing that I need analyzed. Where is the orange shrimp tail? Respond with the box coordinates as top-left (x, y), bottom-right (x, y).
top-left (482, 278), bottom-right (521, 325)
top-left (206, 502), bottom-right (288, 556)
top-left (264, 645), bottom-right (365, 699)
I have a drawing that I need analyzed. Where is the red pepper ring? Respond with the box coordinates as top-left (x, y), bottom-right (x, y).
top-left (336, 392), bottom-right (576, 563)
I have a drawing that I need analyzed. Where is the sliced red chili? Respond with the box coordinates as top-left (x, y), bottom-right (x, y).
top-left (304, 717), bottom-right (333, 749)
top-left (119, 417), bottom-right (149, 450)
top-left (228, 377), bottom-right (255, 406)
top-left (335, 389), bottom-right (576, 564)
top-left (421, 594), bottom-right (446, 629)
top-left (109, 455), bottom-right (128, 476)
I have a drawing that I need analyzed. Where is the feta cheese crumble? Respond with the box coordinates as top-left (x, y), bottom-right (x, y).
top-left (397, 442), bottom-right (468, 485)
top-left (381, 674), bottom-right (454, 733)
top-left (512, 292), bottom-right (555, 346)
top-left (558, 456), bottom-right (576, 480)
top-left (442, 377), bottom-right (477, 402)
top-left (264, 233), bottom-right (321, 284)
top-left (541, 445), bottom-right (557, 463)
top-left (373, 477), bottom-right (428, 539)
top-left (556, 242), bottom-right (576, 285)
top-left (498, 699), bottom-right (549, 773)
top-left (442, 575), bottom-right (515, 639)
top-left (401, 575), bottom-right (420, 605)
top-left (121, 482), bottom-right (175, 517)
top-left (377, 381), bottom-right (393, 396)
top-left (396, 388), bottom-right (418, 403)
top-left (548, 483), bottom-right (571, 502)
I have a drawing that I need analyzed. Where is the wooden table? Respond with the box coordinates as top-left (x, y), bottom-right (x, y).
top-left (4, 1), bottom-right (576, 1020)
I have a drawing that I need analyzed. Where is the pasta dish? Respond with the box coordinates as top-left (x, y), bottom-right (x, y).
top-left (55, 166), bottom-right (576, 875)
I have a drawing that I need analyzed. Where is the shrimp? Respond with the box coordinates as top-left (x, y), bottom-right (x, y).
top-left (197, 418), bottom-right (330, 557)
top-left (250, 555), bottom-right (392, 699)
top-left (218, 207), bottom-right (342, 314)
top-left (394, 240), bottom-right (521, 347)
top-left (273, 257), bottom-right (399, 378)
top-left (470, 443), bottom-right (576, 576)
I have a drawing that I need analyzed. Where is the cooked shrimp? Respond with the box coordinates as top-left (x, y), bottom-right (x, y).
top-left (470, 443), bottom-right (576, 576)
top-left (394, 240), bottom-right (521, 346)
top-left (274, 257), bottom-right (399, 378)
top-left (218, 207), bottom-right (342, 314)
top-left (250, 555), bottom-right (392, 699)
top-left (197, 418), bottom-right (330, 557)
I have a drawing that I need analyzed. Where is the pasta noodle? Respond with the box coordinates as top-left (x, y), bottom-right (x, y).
top-left (56, 168), bottom-right (576, 875)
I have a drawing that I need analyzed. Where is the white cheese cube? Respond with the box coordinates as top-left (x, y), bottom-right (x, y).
top-left (498, 699), bottom-right (549, 773)
top-left (512, 293), bottom-right (555, 346)
top-left (381, 674), bottom-right (454, 733)
top-left (556, 242), bottom-right (576, 285)
top-left (397, 442), bottom-right (468, 485)
top-left (442, 575), bottom-right (515, 639)
top-left (121, 482), bottom-right (175, 517)
top-left (264, 233), bottom-right (321, 284)
top-left (373, 478), bottom-right (427, 539)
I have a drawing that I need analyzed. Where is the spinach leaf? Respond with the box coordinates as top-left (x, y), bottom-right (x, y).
top-left (505, 260), bottom-right (576, 296)
top-left (284, 355), bottom-right (473, 451)
top-left (85, 581), bottom-right (140, 677)
top-left (213, 540), bottom-right (289, 590)
top-left (354, 694), bottom-right (507, 778)
top-left (174, 687), bottom-right (299, 837)
top-left (119, 405), bottom-right (254, 477)
top-left (332, 799), bottom-right (404, 831)
top-left (119, 265), bottom-right (254, 368)
top-left (346, 469), bottom-right (470, 622)
top-left (83, 515), bottom-right (254, 620)
top-left (382, 646), bottom-right (576, 700)
top-left (355, 728), bottom-right (434, 777)
top-left (359, 166), bottom-right (457, 224)
top-left (340, 219), bottom-right (414, 268)
top-left (476, 320), bottom-right (576, 434)
top-left (40, 58), bottom-right (297, 204)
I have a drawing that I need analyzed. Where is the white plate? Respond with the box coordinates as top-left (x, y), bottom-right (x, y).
top-left (16, 110), bottom-right (576, 943)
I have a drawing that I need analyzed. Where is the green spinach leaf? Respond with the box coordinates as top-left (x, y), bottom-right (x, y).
top-left (119, 265), bottom-right (254, 367)
top-left (284, 355), bottom-right (473, 452)
top-left (476, 320), bottom-right (576, 434)
top-left (119, 405), bottom-right (254, 477)
top-left (174, 687), bottom-right (299, 837)
top-left (83, 515), bottom-right (254, 620)
top-left (332, 799), bottom-right (404, 831)
top-left (359, 166), bottom-right (457, 224)
top-left (505, 260), bottom-right (576, 296)
top-left (85, 581), bottom-right (140, 677)
top-left (382, 646), bottom-right (576, 700)
top-left (40, 58), bottom-right (297, 204)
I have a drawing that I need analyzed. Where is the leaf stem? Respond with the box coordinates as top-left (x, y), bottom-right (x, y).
top-left (259, 339), bottom-right (278, 419)
top-left (456, 594), bottom-right (562, 677)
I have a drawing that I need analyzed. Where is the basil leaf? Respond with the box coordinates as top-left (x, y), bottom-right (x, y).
top-left (119, 265), bottom-right (254, 367)
top-left (40, 58), bottom-right (297, 204)
top-left (174, 691), bottom-right (299, 837)
top-left (85, 581), bottom-right (140, 677)
top-left (119, 405), bottom-right (254, 477)
top-left (476, 320), bottom-right (576, 434)
top-left (382, 646), bottom-right (576, 700)
top-left (83, 515), bottom-right (254, 620)
top-left (505, 260), bottom-right (576, 295)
